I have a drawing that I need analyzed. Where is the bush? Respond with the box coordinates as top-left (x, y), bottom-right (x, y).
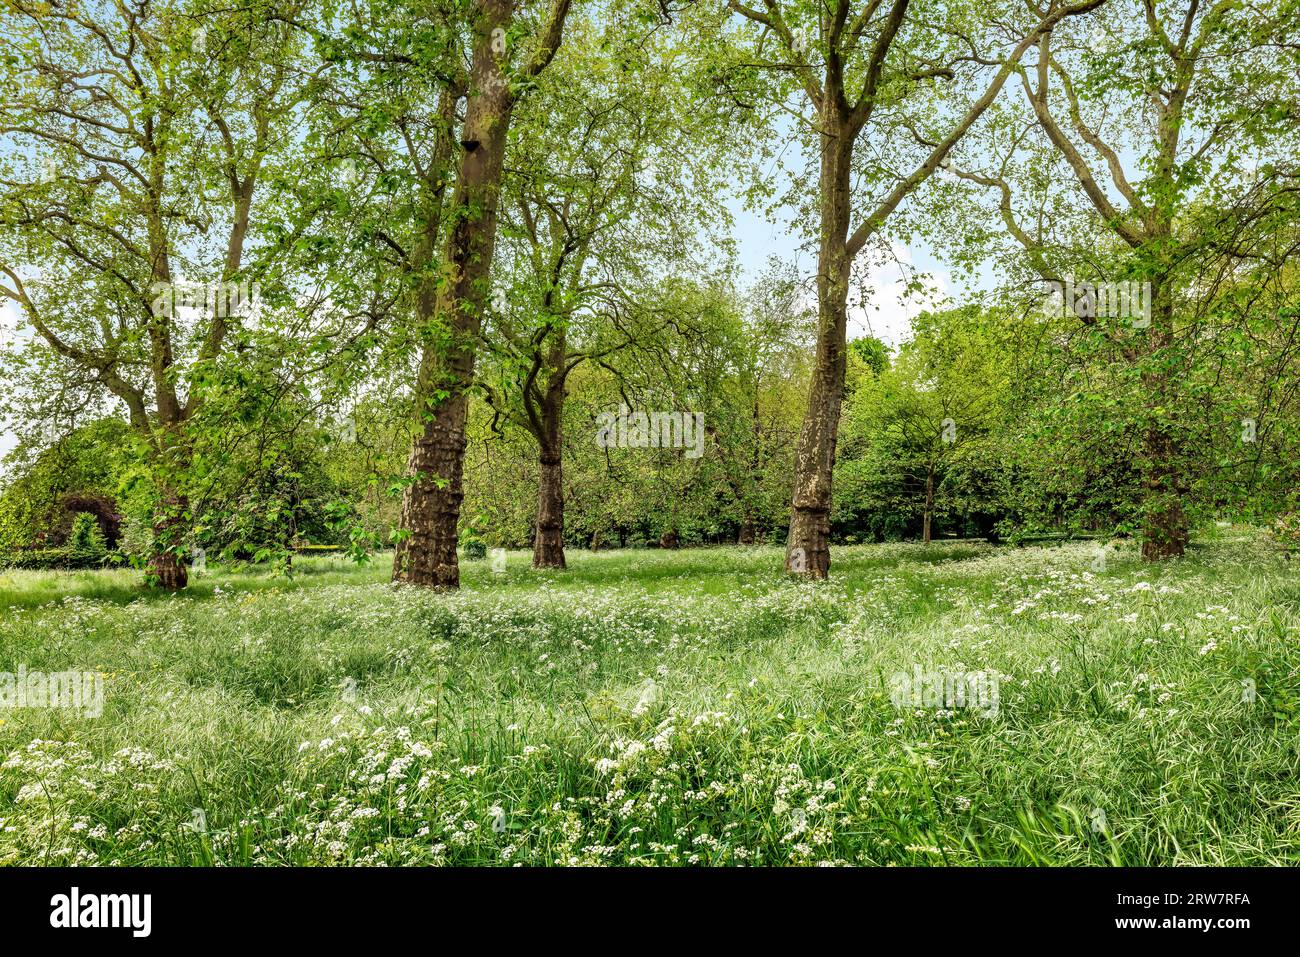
top-left (116, 515), bottom-right (153, 565)
top-left (0, 512), bottom-right (123, 569)
top-left (68, 512), bottom-right (108, 554)
top-left (882, 514), bottom-right (908, 542)
top-left (462, 537), bottom-right (487, 560)
top-left (0, 512), bottom-right (122, 572)
top-left (1270, 512), bottom-right (1300, 551)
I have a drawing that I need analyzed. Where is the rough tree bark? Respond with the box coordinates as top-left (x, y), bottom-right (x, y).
top-left (787, 132), bottom-right (852, 578)
top-left (1139, 421), bottom-right (1189, 560)
top-left (532, 364), bottom-right (567, 569)
top-left (395, 1), bottom-right (518, 588)
top-left (147, 490), bottom-right (189, 590)
top-left (394, 0), bottom-right (572, 587)
top-left (738, 517), bottom-right (756, 545)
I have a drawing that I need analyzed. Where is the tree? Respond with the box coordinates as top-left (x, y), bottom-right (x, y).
top-left (843, 306), bottom-right (1011, 542)
top-left (0, 1), bottom-right (312, 587)
top-left (0, 418), bottom-right (134, 550)
top-left (666, 265), bottom-right (811, 544)
top-left (941, 0), bottom-right (1300, 558)
top-left (479, 3), bottom-right (732, 567)
top-left (722, 0), bottom-right (1105, 577)
top-left (393, 0), bottom-right (575, 588)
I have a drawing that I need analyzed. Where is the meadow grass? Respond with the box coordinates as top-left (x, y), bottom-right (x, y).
top-left (0, 535), bottom-right (1297, 865)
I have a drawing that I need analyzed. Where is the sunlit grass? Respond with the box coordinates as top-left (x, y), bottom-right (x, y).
top-left (0, 536), bottom-right (1296, 865)
top-left (0, 553), bottom-right (392, 610)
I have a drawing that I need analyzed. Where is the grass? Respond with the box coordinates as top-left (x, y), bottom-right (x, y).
top-left (0, 535), bottom-right (1297, 865)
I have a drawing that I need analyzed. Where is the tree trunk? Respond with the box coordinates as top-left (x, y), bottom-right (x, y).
top-left (394, 2), bottom-right (515, 588)
top-left (283, 509), bottom-right (296, 577)
top-left (1139, 425), bottom-right (1189, 560)
top-left (530, 331), bottom-right (568, 569)
top-left (738, 516), bottom-right (756, 545)
top-left (533, 448), bottom-right (566, 568)
top-left (787, 128), bottom-right (852, 578)
top-left (394, 394), bottom-right (471, 587)
top-left (148, 492), bottom-right (189, 591)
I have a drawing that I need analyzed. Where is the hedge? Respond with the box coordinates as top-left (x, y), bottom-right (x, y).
top-left (0, 548), bottom-right (126, 571)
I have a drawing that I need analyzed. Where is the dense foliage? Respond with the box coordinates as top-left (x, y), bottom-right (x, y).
top-left (0, 0), bottom-right (1296, 577)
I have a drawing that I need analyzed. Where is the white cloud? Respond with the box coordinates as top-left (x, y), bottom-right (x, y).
top-left (847, 243), bottom-right (951, 349)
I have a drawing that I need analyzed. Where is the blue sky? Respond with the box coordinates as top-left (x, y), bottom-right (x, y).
top-left (728, 196), bottom-right (962, 349)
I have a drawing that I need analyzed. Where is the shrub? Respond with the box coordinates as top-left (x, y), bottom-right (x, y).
top-left (882, 514), bottom-right (908, 542)
top-left (1270, 512), bottom-right (1300, 551)
top-left (116, 515), bottom-right (153, 565)
top-left (68, 512), bottom-right (109, 554)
